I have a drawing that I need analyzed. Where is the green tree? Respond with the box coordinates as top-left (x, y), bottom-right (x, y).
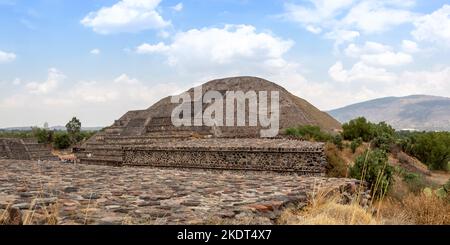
top-left (342, 117), bottom-right (375, 141)
top-left (66, 117), bottom-right (81, 135)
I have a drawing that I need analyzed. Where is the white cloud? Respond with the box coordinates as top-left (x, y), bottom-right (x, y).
top-left (90, 49), bottom-right (101, 55)
top-left (283, 0), bottom-right (355, 26)
top-left (0, 50), bottom-right (16, 63)
top-left (81, 0), bottom-right (170, 34)
top-left (325, 29), bottom-right (360, 51)
top-left (401, 40), bottom-right (419, 53)
top-left (136, 25), bottom-right (294, 72)
top-left (25, 68), bottom-right (65, 95)
top-left (172, 3), bottom-right (183, 12)
top-left (344, 41), bottom-right (391, 57)
top-left (0, 72), bottom-right (185, 127)
top-left (282, 0), bottom-right (418, 47)
top-left (412, 5), bottom-right (450, 47)
top-left (344, 41), bottom-right (412, 66)
top-left (329, 61), bottom-right (396, 83)
top-left (306, 25), bottom-right (322, 34)
top-left (361, 52), bottom-right (412, 66)
top-left (136, 42), bottom-right (170, 54)
top-left (341, 1), bottom-right (418, 34)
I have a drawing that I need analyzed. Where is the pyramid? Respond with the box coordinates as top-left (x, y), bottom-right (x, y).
top-left (0, 138), bottom-right (58, 161)
top-left (75, 76), bottom-right (341, 175)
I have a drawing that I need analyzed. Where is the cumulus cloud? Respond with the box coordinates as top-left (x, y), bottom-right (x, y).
top-left (401, 40), bottom-right (419, 53)
top-left (0, 71), bottom-right (185, 127)
top-left (25, 68), bottom-right (65, 95)
top-left (412, 5), bottom-right (450, 47)
top-left (341, 1), bottom-right (418, 34)
top-left (81, 0), bottom-right (170, 34)
top-left (329, 61), bottom-right (396, 83)
top-left (282, 0), bottom-right (418, 48)
top-left (136, 42), bottom-right (170, 54)
top-left (172, 3), bottom-right (183, 12)
top-left (344, 41), bottom-right (413, 66)
top-left (135, 25), bottom-right (294, 73)
top-left (0, 50), bottom-right (16, 63)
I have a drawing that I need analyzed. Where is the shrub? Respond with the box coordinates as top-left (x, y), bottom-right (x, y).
top-left (342, 117), bottom-right (374, 141)
top-left (401, 193), bottom-right (450, 224)
top-left (350, 138), bottom-right (363, 153)
top-left (325, 143), bottom-right (348, 178)
top-left (342, 117), bottom-right (395, 143)
top-left (402, 132), bottom-right (450, 171)
top-left (371, 132), bottom-right (394, 152)
top-left (32, 128), bottom-right (53, 144)
top-left (332, 134), bottom-right (344, 150)
top-left (402, 172), bottom-right (427, 194)
top-left (285, 125), bottom-right (332, 142)
top-left (53, 132), bottom-right (71, 149)
top-left (350, 149), bottom-right (394, 199)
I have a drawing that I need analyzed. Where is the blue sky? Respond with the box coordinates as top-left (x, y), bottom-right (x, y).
top-left (1, 0), bottom-right (450, 127)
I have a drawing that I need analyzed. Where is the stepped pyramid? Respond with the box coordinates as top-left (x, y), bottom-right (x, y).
top-left (75, 76), bottom-right (341, 175)
top-left (0, 138), bottom-right (58, 161)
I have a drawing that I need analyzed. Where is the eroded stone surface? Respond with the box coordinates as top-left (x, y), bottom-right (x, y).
top-left (0, 160), bottom-right (364, 225)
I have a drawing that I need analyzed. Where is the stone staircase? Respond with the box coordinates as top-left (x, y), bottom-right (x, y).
top-left (0, 138), bottom-right (57, 161)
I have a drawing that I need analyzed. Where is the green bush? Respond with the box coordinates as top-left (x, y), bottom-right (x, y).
top-left (32, 128), bottom-right (53, 144)
top-left (53, 132), bottom-right (71, 149)
top-left (285, 125), bottom-right (332, 142)
top-left (402, 132), bottom-right (450, 171)
top-left (342, 117), bottom-right (375, 141)
top-left (350, 137), bottom-right (363, 153)
top-left (371, 132), bottom-right (394, 152)
top-left (332, 134), bottom-right (344, 150)
top-left (342, 117), bottom-right (395, 142)
top-left (350, 149), bottom-right (394, 199)
top-left (0, 130), bottom-right (33, 139)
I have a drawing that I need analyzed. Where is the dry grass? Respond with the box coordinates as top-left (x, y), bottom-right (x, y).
top-left (278, 189), bottom-right (380, 225)
top-left (325, 143), bottom-right (349, 178)
top-left (378, 194), bottom-right (450, 225)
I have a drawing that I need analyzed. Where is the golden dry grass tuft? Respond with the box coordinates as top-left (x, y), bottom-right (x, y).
top-left (378, 194), bottom-right (450, 225)
top-left (278, 189), bottom-right (380, 225)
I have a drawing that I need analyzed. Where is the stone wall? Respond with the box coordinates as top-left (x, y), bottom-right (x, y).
top-left (122, 139), bottom-right (327, 175)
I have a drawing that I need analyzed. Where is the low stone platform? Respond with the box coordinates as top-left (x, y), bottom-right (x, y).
top-left (0, 160), bottom-right (367, 225)
top-left (76, 138), bottom-right (328, 175)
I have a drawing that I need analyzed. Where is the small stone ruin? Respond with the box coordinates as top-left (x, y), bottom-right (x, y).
top-left (0, 138), bottom-right (57, 161)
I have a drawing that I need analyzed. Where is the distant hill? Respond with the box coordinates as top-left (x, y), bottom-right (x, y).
top-left (0, 126), bottom-right (103, 131)
top-left (328, 95), bottom-right (450, 131)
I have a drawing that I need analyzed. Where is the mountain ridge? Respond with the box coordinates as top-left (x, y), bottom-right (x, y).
top-left (328, 95), bottom-right (450, 131)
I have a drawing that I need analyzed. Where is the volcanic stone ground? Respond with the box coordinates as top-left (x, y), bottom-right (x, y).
top-left (0, 159), bottom-right (364, 225)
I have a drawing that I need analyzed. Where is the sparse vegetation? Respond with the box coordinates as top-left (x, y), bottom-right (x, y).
top-left (325, 143), bottom-right (348, 178)
top-left (400, 131), bottom-right (450, 171)
top-left (285, 125), bottom-right (333, 142)
top-left (0, 117), bottom-right (97, 150)
top-left (350, 137), bottom-right (362, 153)
top-left (350, 149), bottom-right (394, 199)
top-left (53, 132), bottom-right (71, 149)
top-left (342, 117), bottom-right (395, 143)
